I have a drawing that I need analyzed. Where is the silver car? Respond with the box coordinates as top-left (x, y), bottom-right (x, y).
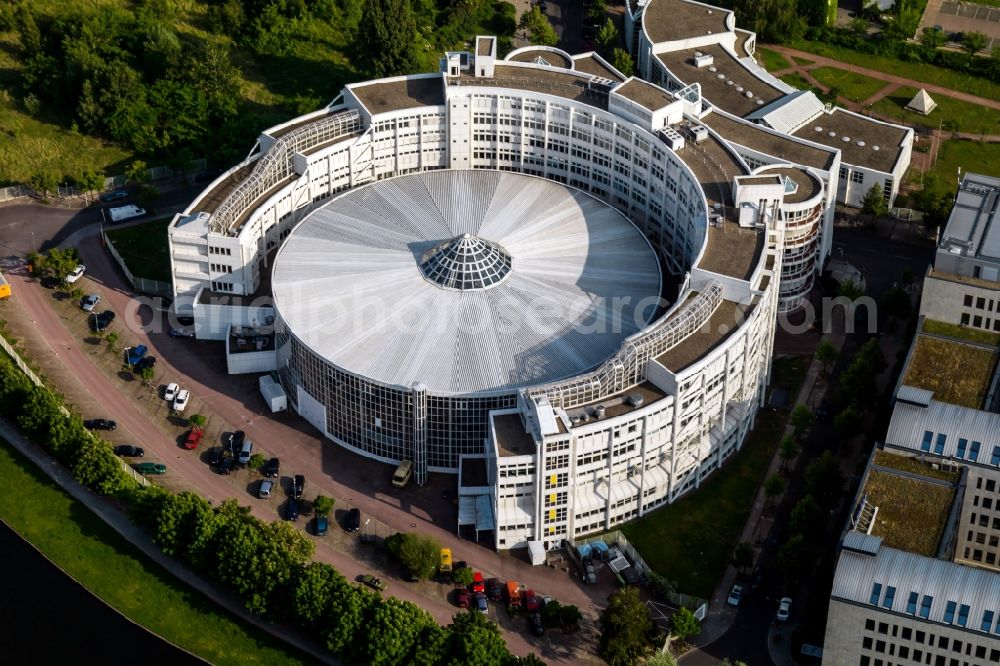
top-left (80, 294), bottom-right (101, 312)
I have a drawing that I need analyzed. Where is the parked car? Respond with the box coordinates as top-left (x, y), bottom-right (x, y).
top-left (776, 597), bottom-right (792, 621)
top-left (125, 345), bottom-right (147, 366)
top-left (261, 457), bottom-right (280, 478)
top-left (475, 592), bottom-right (488, 614)
top-left (134, 356), bottom-right (156, 372)
top-left (206, 447), bottom-right (224, 466)
top-left (100, 189), bottom-right (128, 203)
top-left (183, 426), bottom-right (204, 450)
top-left (314, 514), bottom-right (329, 536)
top-left (218, 456), bottom-right (235, 475)
top-left (40, 276), bottom-right (61, 289)
top-left (113, 445), bottom-right (144, 457)
top-left (456, 587), bottom-right (470, 609)
top-left (293, 474), bottom-right (305, 498)
top-left (286, 496), bottom-right (299, 521)
top-left (486, 577), bottom-right (502, 602)
top-left (228, 430), bottom-right (246, 456)
top-left (135, 462), bottom-right (167, 475)
top-left (582, 559), bottom-right (597, 584)
top-left (168, 326), bottom-right (195, 338)
top-left (83, 418), bottom-right (116, 431)
top-left (360, 574), bottom-right (388, 592)
top-left (237, 439), bottom-right (252, 465)
top-left (89, 310), bottom-right (115, 332)
top-left (65, 265), bottom-right (86, 284)
top-left (344, 507), bottom-right (361, 532)
top-left (258, 480), bottom-right (274, 499)
top-left (727, 584), bottom-right (743, 607)
top-left (164, 382), bottom-right (179, 402)
top-left (471, 571), bottom-right (485, 594)
top-left (80, 294), bottom-right (101, 312)
top-left (524, 589), bottom-right (541, 612)
top-left (528, 612), bottom-right (545, 637)
top-left (173, 389), bottom-right (190, 413)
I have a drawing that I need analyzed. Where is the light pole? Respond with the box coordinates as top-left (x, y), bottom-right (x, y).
top-left (30, 231), bottom-right (36, 253)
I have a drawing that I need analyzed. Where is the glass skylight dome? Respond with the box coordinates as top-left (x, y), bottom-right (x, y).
top-left (419, 233), bottom-right (512, 290)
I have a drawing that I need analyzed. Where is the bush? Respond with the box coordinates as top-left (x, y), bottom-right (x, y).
top-left (313, 495), bottom-right (334, 516)
top-left (247, 453), bottom-right (265, 470)
top-left (453, 566), bottom-right (474, 587)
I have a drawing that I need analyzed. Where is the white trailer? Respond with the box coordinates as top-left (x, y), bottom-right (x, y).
top-left (259, 375), bottom-right (287, 412)
top-left (108, 204), bottom-right (146, 224)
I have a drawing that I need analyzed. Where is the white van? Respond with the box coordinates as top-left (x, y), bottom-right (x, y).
top-left (238, 440), bottom-right (253, 465)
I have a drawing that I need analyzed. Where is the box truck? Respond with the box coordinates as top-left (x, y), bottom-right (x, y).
top-left (259, 375), bottom-right (287, 412)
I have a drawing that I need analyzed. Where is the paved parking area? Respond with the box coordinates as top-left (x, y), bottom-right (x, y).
top-left (922, 0), bottom-right (1000, 50)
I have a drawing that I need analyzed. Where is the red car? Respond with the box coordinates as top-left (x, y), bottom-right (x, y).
top-left (471, 571), bottom-right (485, 594)
top-left (456, 587), bottom-right (470, 608)
top-left (524, 589), bottom-right (541, 612)
top-left (183, 426), bottom-right (204, 450)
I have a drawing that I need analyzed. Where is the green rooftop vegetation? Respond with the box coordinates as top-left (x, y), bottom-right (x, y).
top-left (863, 468), bottom-right (955, 557)
top-left (903, 335), bottom-right (998, 408)
top-left (873, 450), bottom-right (961, 482)
top-left (922, 319), bottom-right (1000, 348)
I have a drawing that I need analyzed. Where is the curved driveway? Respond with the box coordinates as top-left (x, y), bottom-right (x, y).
top-left (2, 201), bottom-right (605, 664)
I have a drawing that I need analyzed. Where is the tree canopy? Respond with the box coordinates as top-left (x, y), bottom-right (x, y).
top-left (601, 587), bottom-right (654, 666)
top-left (355, 0), bottom-right (418, 78)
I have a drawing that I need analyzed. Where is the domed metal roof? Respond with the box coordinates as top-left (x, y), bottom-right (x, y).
top-left (419, 233), bottom-right (512, 290)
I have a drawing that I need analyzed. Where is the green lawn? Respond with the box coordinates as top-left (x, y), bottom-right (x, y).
top-left (0, 437), bottom-right (314, 666)
top-left (779, 73), bottom-right (824, 97)
top-left (871, 86), bottom-right (1000, 135)
top-left (621, 357), bottom-right (809, 599)
top-left (104, 217), bottom-right (173, 283)
top-left (926, 140), bottom-right (1000, 195)
top-left (791, 55), bottom-right (815, 66)
top-left (786, 38), bottom-right (1000, 102)
top-left (755, 47), bottom-right (791, 72)
top-left (807, 66), bottom-right (888, 103)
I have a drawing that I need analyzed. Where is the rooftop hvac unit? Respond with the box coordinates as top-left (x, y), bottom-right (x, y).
top-left (693, 54), bottom-right (714, 68)
top-left (594, 404), bottom-right (607, 418)
top-left (659, 127), bottom-right (685, 151)
top-left (627, 393), bottom-right (644, 408)
top-left (690, 124), bottom-right (709, 142)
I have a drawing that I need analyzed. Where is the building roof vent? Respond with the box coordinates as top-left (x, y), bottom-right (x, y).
top-left (594, 404), bottom-right (607, 418)
top-left (842, 136), bottom-right (851, 142)
top-left (627, 393), bottom-right (644, 407)
top-left (708, 66), bottom-right (717, 72)
top-left (694, 51), bottom-right (703, 57)
top-left (872, 145), bottom-right (880, 151)
top-left (857, 140), bottom-right (865, 147)
top-left (828, 131), bottom-right (836, 137)
top-left (717, 73), bottom-right (726, 80)
top-left (814, 126), bottom-right (823, 132)
top-left (735, 86), bottom-right (744, 92)
top-left (745, 90), bottom-right (753, 97)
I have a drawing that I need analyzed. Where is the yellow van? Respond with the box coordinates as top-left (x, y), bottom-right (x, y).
top-left (439, 547), bottom-right (452, 573)
top-left (0, 271), bottom-right (10, 299)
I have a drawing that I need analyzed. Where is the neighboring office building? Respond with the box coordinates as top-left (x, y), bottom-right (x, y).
top-left (824, 266), bottom-right (1000, 661)
top-left (920, 173), bottom-right (1000, 335)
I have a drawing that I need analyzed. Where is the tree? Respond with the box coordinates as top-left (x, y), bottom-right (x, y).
top-left (647, 571), bottom-right (677, 600)
top-left (313, 495), bottom-right (335, 516)
top-left (881, 287), bottom-right (912, 321)
top-left (962, 31), bottom-right (988, 57)
top-left (588, 0), bottom-right (608, 22)
top-left (596, 18), bottom-right (617, 48)
top-left (920, 26), bottom-right (946, 48)
top-left (861, 183), bottom-right (889, 222)
top-left (385, 532), bottom-right (442, 580)
top-left (779, 435), bottom-right (800, 471)
top-left (356, 597), bottom-right (435, 666)
top-left (137, 184), bottom-right (160, 210)
top-left (885, 0), bottom-right (921, 40)
top-left (804, 450), bottom-right (842, 508)
top-left (612, 49), bottom-right (634, 77)
top-left (764, 474), bottom-right (786, 504)
top-left (671, 607), bottom-right (701, 644)
top-left (77, 168), bottom-right (104, 201)
top-left (189, 413), bottom-right (207, 427)
top-left (30, 169), bottom-right (59, 198)
top-left (247, 452), bottom-right (265, 470)
top-left (125, 160), bottom-right (150, 185)
top-left (32, 247), bottom-right (80, 281)
top-left (519, 6), bottom-right (558, 46)
top-left (734, 0), bottom-right (803, 43)
top-left (797, 0), bottom-right (828, 28)
top-left (355, 0), bottom-right (417, 77)
top-left (848, 16), bottom-right (868, 35)
top-left (816, 340), bottom-right (837, 372)
top-left (731, 541), bottom-right (754, 572)
top-left (290, 562), bottom-right (342, 630)
top-left (833, 403), bottom-right (863, 438)
top-left (600, 587), bottom-right (652, 666)
top-left (645, 651), bottom-right (678, 666)
top-left (789, 494), bottom-right (823, 538)
top-left (837, 279), bottom-right (865, 300)
top-left (105, 331), bottom-right (121, 353)
top-left (139, 365), bottom-right (155, 384)
top-left (721, 658), bottom-right (750, 665)
top-left (447, 610), bottom-right (512, 665)
top-left (789, 404), bottom-right (814, 439)
top-left (559, 603), bottom-right (582, 630)
top-left (541, 598), bottom-right (563, 626)
top-left (777, 532), bottom-right (811, 583)
top-left (452, 566), bottom-right (474, 587)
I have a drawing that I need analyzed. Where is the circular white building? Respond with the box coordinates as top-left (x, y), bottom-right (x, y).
top-left (272, 171), bottom-right (661, 469)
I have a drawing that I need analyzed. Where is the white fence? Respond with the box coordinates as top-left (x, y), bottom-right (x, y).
top-left (0, 335), bottom-right (148, 487)
top-left (102, 227), bottom-right (173, 298)
top-left (0, 185), bottom-right (32, 202)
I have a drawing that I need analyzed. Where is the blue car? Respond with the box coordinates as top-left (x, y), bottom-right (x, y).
top-left (100, 189), bottom-right (128, 203)
top-left (125, 344), bottom-right (148, 366)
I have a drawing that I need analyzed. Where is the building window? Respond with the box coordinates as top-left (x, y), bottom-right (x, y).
top-left (866, 618), bottom-right (876, 631)
top-left (957, 438), bottom-right (968, 459)
top-left (958, 604), bottom-right (971, 627)
top-left (907, 591), bottom-right (919, 614)
top-left (921, 431), bottom-right (933, 452)
top-left (935, 433), bottom-right (947, 455)
top-left (944, 600), bottom-right (957, 623)
top-left (863, 636), bottom-right (873, 650)
top-left (970, 441), bottom-right (981, 461)
top-left (920, 595), bottom-right (933, 619)
top-left (851, 171), bottom-right (864, 184)
top-left (870, 582), bottom-right (883, 605)
top-left (978, 297), bottom-right (986, 309)
top-left (992, 445), bottom-right (1000, 466)
top-left (962, 313), bottom-right (971, 325)
top-left (902, 627), bottom-right (912, 640)
top-left (882, 586), bottom-right (896, 610)
top-left (965, 294), bottom-right (974, 307)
